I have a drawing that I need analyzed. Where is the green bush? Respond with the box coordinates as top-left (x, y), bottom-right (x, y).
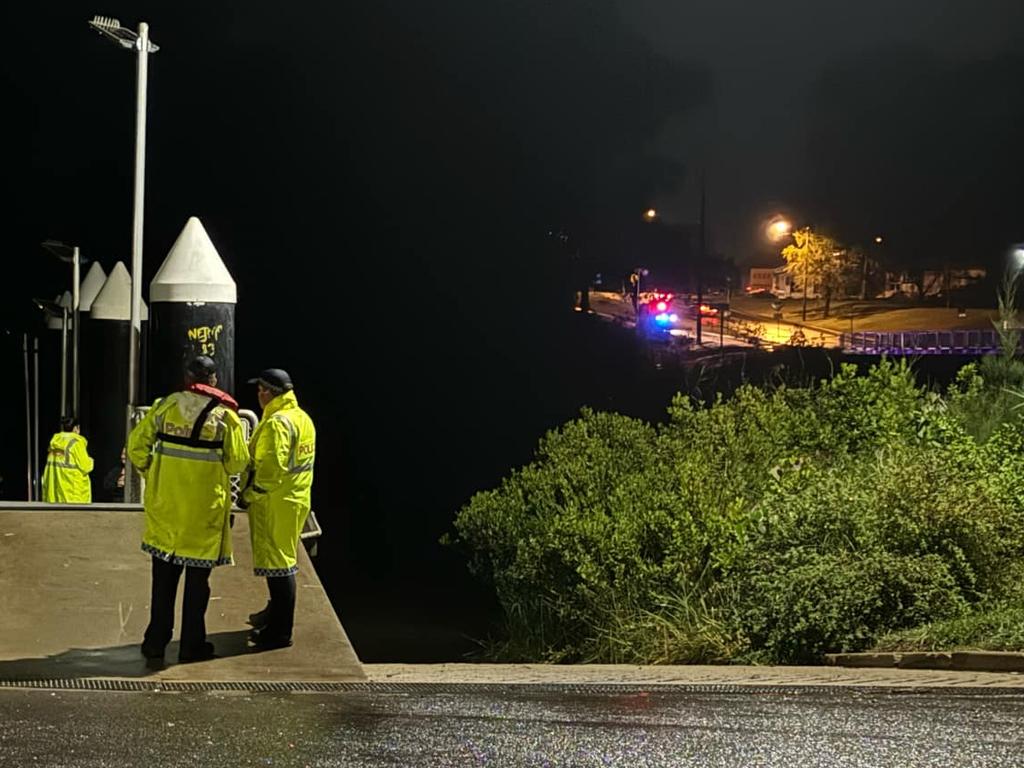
top-left (946, 358), bottom-right (1024, 443)
top-left (735, 551), bottom-right (966, 663)
top-left (728, 439), bottom-right (1010, 662)
top-left (449, 359), bottom-right (1024, 664)
top-left (453, 409), bottom-right (709, 661)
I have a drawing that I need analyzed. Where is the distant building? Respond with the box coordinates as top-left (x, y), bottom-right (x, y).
top-left (770, 266), bottom-right (821, 299)
top-left (878, 268), bottom-right (987, 299)
top-left (880, 272), bottom-right (920, 298)
top-left (921, 268), bottom-right (986, 296)
top-left (747, 267), bottom-right (775, 292)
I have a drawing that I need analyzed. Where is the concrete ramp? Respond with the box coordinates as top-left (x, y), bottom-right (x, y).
top-left (0, 505), bottom-right (364, 682)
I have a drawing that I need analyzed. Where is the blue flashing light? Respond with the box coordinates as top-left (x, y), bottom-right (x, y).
top-left (655, 313), bottom-right (670, 324)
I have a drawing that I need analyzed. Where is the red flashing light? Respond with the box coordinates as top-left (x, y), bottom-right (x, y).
top-left (656, 301), bottom-right (668, 312)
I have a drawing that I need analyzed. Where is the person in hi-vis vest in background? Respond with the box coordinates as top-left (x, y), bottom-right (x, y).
top-left (41, 417), bottom-right (94, 504)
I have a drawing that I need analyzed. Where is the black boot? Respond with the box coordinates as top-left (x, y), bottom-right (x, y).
top-left (248, 601), bottom-right (272, 629)
top-left (248, 627), bottom-right (293, 650)
top-left (178, 641), bottom-right (216, 663)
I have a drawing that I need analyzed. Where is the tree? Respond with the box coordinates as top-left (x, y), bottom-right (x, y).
top-left (781, 229), bottom-right (852, 319)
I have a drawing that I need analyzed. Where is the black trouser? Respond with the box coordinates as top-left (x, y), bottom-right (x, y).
top-left (265, 574), bottom-right (296, 640)
top-left (144, 556), bottom-right (212, 652)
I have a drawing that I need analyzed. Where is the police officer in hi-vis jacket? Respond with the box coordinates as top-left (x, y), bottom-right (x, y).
top-left (41, 416), bottom-right (94, 504)
top-left (240, 368), bottom-right (316, 650)
top-left (128, 355), bottom-right (249, 663)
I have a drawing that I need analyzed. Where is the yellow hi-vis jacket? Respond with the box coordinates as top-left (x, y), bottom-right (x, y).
top-left (128, 391), bottom-right (249, 568)
top-left (41, 431), bottom-right (94, 503)
top-left (241, 390), bottom-right (316, 577)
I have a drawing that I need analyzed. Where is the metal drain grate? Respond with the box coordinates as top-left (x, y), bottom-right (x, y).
top-left (1, 680), bottom-right (1022, 695)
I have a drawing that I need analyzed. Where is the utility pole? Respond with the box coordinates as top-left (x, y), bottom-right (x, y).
top-left (802, 255), bottom-right (809, 322)
top-left (72, 246), bottom-right (80, 417)
top-left (696, 176), bottom-right (706, 345)
top-left (860, 250), bottom-right (868, 301)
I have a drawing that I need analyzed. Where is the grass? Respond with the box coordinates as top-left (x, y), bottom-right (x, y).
top-left (873, 605), bottom-right (1024, 653)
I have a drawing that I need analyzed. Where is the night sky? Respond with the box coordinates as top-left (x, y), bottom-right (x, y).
top-left (4, 1), bottom-right (1023, 658)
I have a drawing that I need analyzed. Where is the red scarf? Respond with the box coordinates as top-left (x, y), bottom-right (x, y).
top-left (188, 382), bottom-right (240, 411)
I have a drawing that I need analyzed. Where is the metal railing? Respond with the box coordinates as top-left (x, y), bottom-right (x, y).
top-left (841, 330), bottom-right (1007, 355)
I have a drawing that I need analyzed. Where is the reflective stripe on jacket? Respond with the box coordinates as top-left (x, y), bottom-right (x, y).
top-left (41, 432), bottom-right (94, 504)
top-left (241, 390), bottom-right (316, 576)
top-left (128, 391), bottom-right (249, 568)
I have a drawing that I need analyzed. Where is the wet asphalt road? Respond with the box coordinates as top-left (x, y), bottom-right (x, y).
top-left (1, 685), bottom-right (1022, 767)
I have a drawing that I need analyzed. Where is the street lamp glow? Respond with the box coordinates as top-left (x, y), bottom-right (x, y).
top-left (1013, 246), bottom-right (1024, 269)
top-left (644, 208), bottom-right (658, 221)
top-left (874, 236), bottom-right (883, 244)
top-left (767, 218), bottom-right (792, 242)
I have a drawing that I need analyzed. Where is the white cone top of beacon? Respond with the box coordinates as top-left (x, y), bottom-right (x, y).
top-left (80, 262), bottom-right (108, 313)
top-left (151, 217), bottom-right (237, 304)
top-left (90, 261), bottom-right (150, 321)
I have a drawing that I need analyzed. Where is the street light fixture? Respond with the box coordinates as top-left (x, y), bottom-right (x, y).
top-left (41, 240), bottom-right (89, 418)
top-left (89, 15), bottom-right (158, 502)
top-left (1012, 245), bottom-right (1024, 275)
top-left (767, 217), bottom-right (793, 242)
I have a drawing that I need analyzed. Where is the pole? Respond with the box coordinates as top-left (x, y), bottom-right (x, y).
top-left (60, 308), bottom-right (69, 418)
top-left (696, 178), bottom-right (706, 345)
top-left (33, 337), bottom-right (40, 499)
top-left (125, 21), bottom-right (151, 503)
top-left (802, 240), bottom-right (809, 322)
top-left (24, 334), bottom-right (32, 501)
top-left (860, 249), bottom-right (868, 301)
top-left (72, 246), bottom-right (81, 418)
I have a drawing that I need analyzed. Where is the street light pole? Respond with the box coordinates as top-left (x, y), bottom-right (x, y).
top-left (72, 246), bottom-right (80, 417)
top-left (60, 303), bottom-right (68, 417)
top-left (802, 253), bottom-right (808, 323)
top-left (42, 241), bottom-right (89, 418)
top-left (89, 16), bottom-right (159, 502)
top-left (125, 21), bottom-right (151, 503)
top-left (23, 334), bottom-right (32, 501)
top-left (696, 179), bottom-right (706, 345)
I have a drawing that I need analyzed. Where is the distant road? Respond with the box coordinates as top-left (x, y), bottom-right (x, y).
top-left (586, 292), bottom-right (840, 349)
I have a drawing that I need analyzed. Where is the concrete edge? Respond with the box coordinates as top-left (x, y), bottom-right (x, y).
top-left (827, 651), bottom-right (1024, 673)
top-left (361, 663), bottom-right (1024, 687)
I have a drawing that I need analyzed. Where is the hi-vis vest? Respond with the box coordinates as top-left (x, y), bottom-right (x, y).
top-left (241, 390), bottom-right (316, 577)
top-left (128, 391), bottom-right (249, 568)
top-left (41, 432), bottom-right (94, 504)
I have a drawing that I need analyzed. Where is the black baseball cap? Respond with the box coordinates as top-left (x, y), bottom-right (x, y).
top-left (247, 368), bottom-right (294, 391)
top-left (186, 355), bottom-right (217, 378)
